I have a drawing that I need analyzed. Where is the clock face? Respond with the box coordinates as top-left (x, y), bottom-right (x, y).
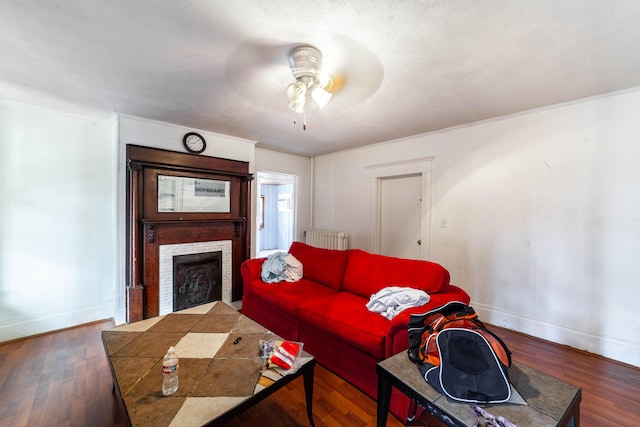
top-left (183, 132), bottom-right (206, 153)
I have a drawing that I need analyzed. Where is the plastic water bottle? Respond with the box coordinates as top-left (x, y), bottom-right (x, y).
top-left (162, 346), bottom-right (179, 396)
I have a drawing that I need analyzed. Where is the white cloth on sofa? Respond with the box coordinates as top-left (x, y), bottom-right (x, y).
top-left (366, 286), bottom-right (430, 320)
top-left (261, 252), bottom-right (303, 283)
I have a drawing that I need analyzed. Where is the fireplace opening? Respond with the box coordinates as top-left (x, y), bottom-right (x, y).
top-left (173, 251), bottom-right (222, 311)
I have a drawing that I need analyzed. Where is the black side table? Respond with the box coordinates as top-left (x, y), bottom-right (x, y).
top-left (377, 351), bottom-right (581, 427)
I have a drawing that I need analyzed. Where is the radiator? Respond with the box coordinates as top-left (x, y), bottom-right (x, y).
top-left (304, 230), bottom-right (349, 250)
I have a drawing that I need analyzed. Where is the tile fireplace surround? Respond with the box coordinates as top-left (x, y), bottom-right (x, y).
top-left (159, 240), bottom-right (232, 315)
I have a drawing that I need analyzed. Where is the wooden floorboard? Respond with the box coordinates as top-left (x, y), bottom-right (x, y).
top-left (0, 320), bottom-right (638, 426)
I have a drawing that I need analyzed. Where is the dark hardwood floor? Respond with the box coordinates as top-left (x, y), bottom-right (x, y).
top-left (0, 319), bottom-right (638, 427)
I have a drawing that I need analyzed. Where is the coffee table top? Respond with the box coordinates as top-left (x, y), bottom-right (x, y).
top-left (378, 351), bottom-right (581, 427)
top-left (102, 301), bottom-right (314, 427)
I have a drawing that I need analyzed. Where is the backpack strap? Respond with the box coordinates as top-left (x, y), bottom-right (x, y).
top-left (407, 302), bottom-right (472, 360)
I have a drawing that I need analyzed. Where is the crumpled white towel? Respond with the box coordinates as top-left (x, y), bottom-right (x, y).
top-left (366, 286), bottom-right (430, 320)
top-left (261, 252), bottom-right (303, 283)
top-left (283, 254), bottom-right (303, 282)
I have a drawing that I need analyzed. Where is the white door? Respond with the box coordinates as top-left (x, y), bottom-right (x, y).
top-left (380, 174), bottom-right (422, 259)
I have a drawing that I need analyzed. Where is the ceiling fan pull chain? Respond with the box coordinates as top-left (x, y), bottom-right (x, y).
top-left (303, 98), bottom-right (307, 130)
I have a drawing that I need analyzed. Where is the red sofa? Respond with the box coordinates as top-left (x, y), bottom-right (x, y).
top-left (241, 241), bottom-right (470, 423)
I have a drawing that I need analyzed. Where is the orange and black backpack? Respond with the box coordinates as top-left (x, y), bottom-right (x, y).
top-left (407, 301), bottom-right (513, 403)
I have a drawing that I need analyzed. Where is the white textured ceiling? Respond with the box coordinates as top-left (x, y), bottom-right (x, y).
top-left (2, 0), bottom-right (640, 156)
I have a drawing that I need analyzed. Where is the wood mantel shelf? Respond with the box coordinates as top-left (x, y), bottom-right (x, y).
top-left (140, 218), bottom-right (249, 224)
top-left (127, 144), bottom-right (250, 175)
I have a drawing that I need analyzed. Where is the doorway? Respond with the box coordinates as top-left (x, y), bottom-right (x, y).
top-left (367, 157), bottom-right (433, 260)
top-left (256, 171), bottom-right (297, 257)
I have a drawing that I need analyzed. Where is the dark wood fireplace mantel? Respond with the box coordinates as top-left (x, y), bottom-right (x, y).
top-left (126, 145), bottom-right (252, 323)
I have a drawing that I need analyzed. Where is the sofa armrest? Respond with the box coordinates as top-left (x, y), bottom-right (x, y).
top-left (240, 257), bottom-right (267, 297)
top-left (385, 305), bottom-right (431, 358)
top-left (384, 284), bottom-right (472, 357)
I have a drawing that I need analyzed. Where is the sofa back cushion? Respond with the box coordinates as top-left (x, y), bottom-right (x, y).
top-left (288, 241), bottom-right (350, 291)
top-left (342, 249), bottom-right (450, 298)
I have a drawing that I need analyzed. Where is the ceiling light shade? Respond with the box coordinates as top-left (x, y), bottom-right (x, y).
top-left (311, 86), bottom-right (332, 109)
top-left (288, 101), bottom-right (305, 114)
top-left (286, 45), bottom-right (334, 127)
top-left (286, 80), bottom-right (307, 103)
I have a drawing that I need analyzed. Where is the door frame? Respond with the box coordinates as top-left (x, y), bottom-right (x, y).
top-left (366, 157), bottom-right (434, 259)
top-left (255, 170), bottom-right (298, 257)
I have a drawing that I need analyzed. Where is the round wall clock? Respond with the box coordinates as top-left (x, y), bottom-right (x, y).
top-left (182, 132), bottom-right (206, 154)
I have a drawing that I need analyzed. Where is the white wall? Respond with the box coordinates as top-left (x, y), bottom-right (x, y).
top-left (312, 89), bottom-right (640, 367)
top-left (117, 114), bottom-right (256, 164)
top-left (0, 99), bottom-right (117, 342)
top-left (254, 148), bottom-right (312, 254)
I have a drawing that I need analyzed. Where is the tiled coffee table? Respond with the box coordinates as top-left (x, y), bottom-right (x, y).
top-left (102, 301), bottom-right (315, 427)
top-left (377, 351), bottom-right (581, 427)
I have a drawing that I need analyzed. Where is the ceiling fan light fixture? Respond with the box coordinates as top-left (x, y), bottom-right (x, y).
top-left (286, 44), bottom-right (335, 128)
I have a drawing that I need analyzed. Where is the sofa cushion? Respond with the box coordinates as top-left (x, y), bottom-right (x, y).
top-left (299, 292), bottom-right (390, 359)
top-left (288, 241), bottom-right (350, 291)
top-left (247, 277), bottom-right (337, 316)
top-left (342, 249), bottom-right (450, 299)
top-left (241, 295), bottom-right (300, 341)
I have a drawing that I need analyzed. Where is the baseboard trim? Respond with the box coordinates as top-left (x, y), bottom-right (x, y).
top-left (474, 303), bottom-right (640, 368)
top-left (0, 301), bottom-right (113, 344)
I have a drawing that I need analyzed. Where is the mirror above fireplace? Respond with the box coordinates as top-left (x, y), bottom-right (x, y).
top-left (158, 175), bottom-right (231, 213)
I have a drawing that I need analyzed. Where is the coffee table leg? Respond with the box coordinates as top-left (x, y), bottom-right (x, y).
top-left (303, 362), bottom-right (315, 427)
top-left (377, 373), bottom-right (392, 427)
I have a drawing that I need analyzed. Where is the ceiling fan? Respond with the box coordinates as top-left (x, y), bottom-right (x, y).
top-left (285, 45), bottom-right (334, 130)
top-left (224, 37), bottom-right (383, 132)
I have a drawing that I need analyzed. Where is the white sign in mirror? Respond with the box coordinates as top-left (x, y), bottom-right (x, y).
top-left (158, 175), bottom-right (231, 213)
